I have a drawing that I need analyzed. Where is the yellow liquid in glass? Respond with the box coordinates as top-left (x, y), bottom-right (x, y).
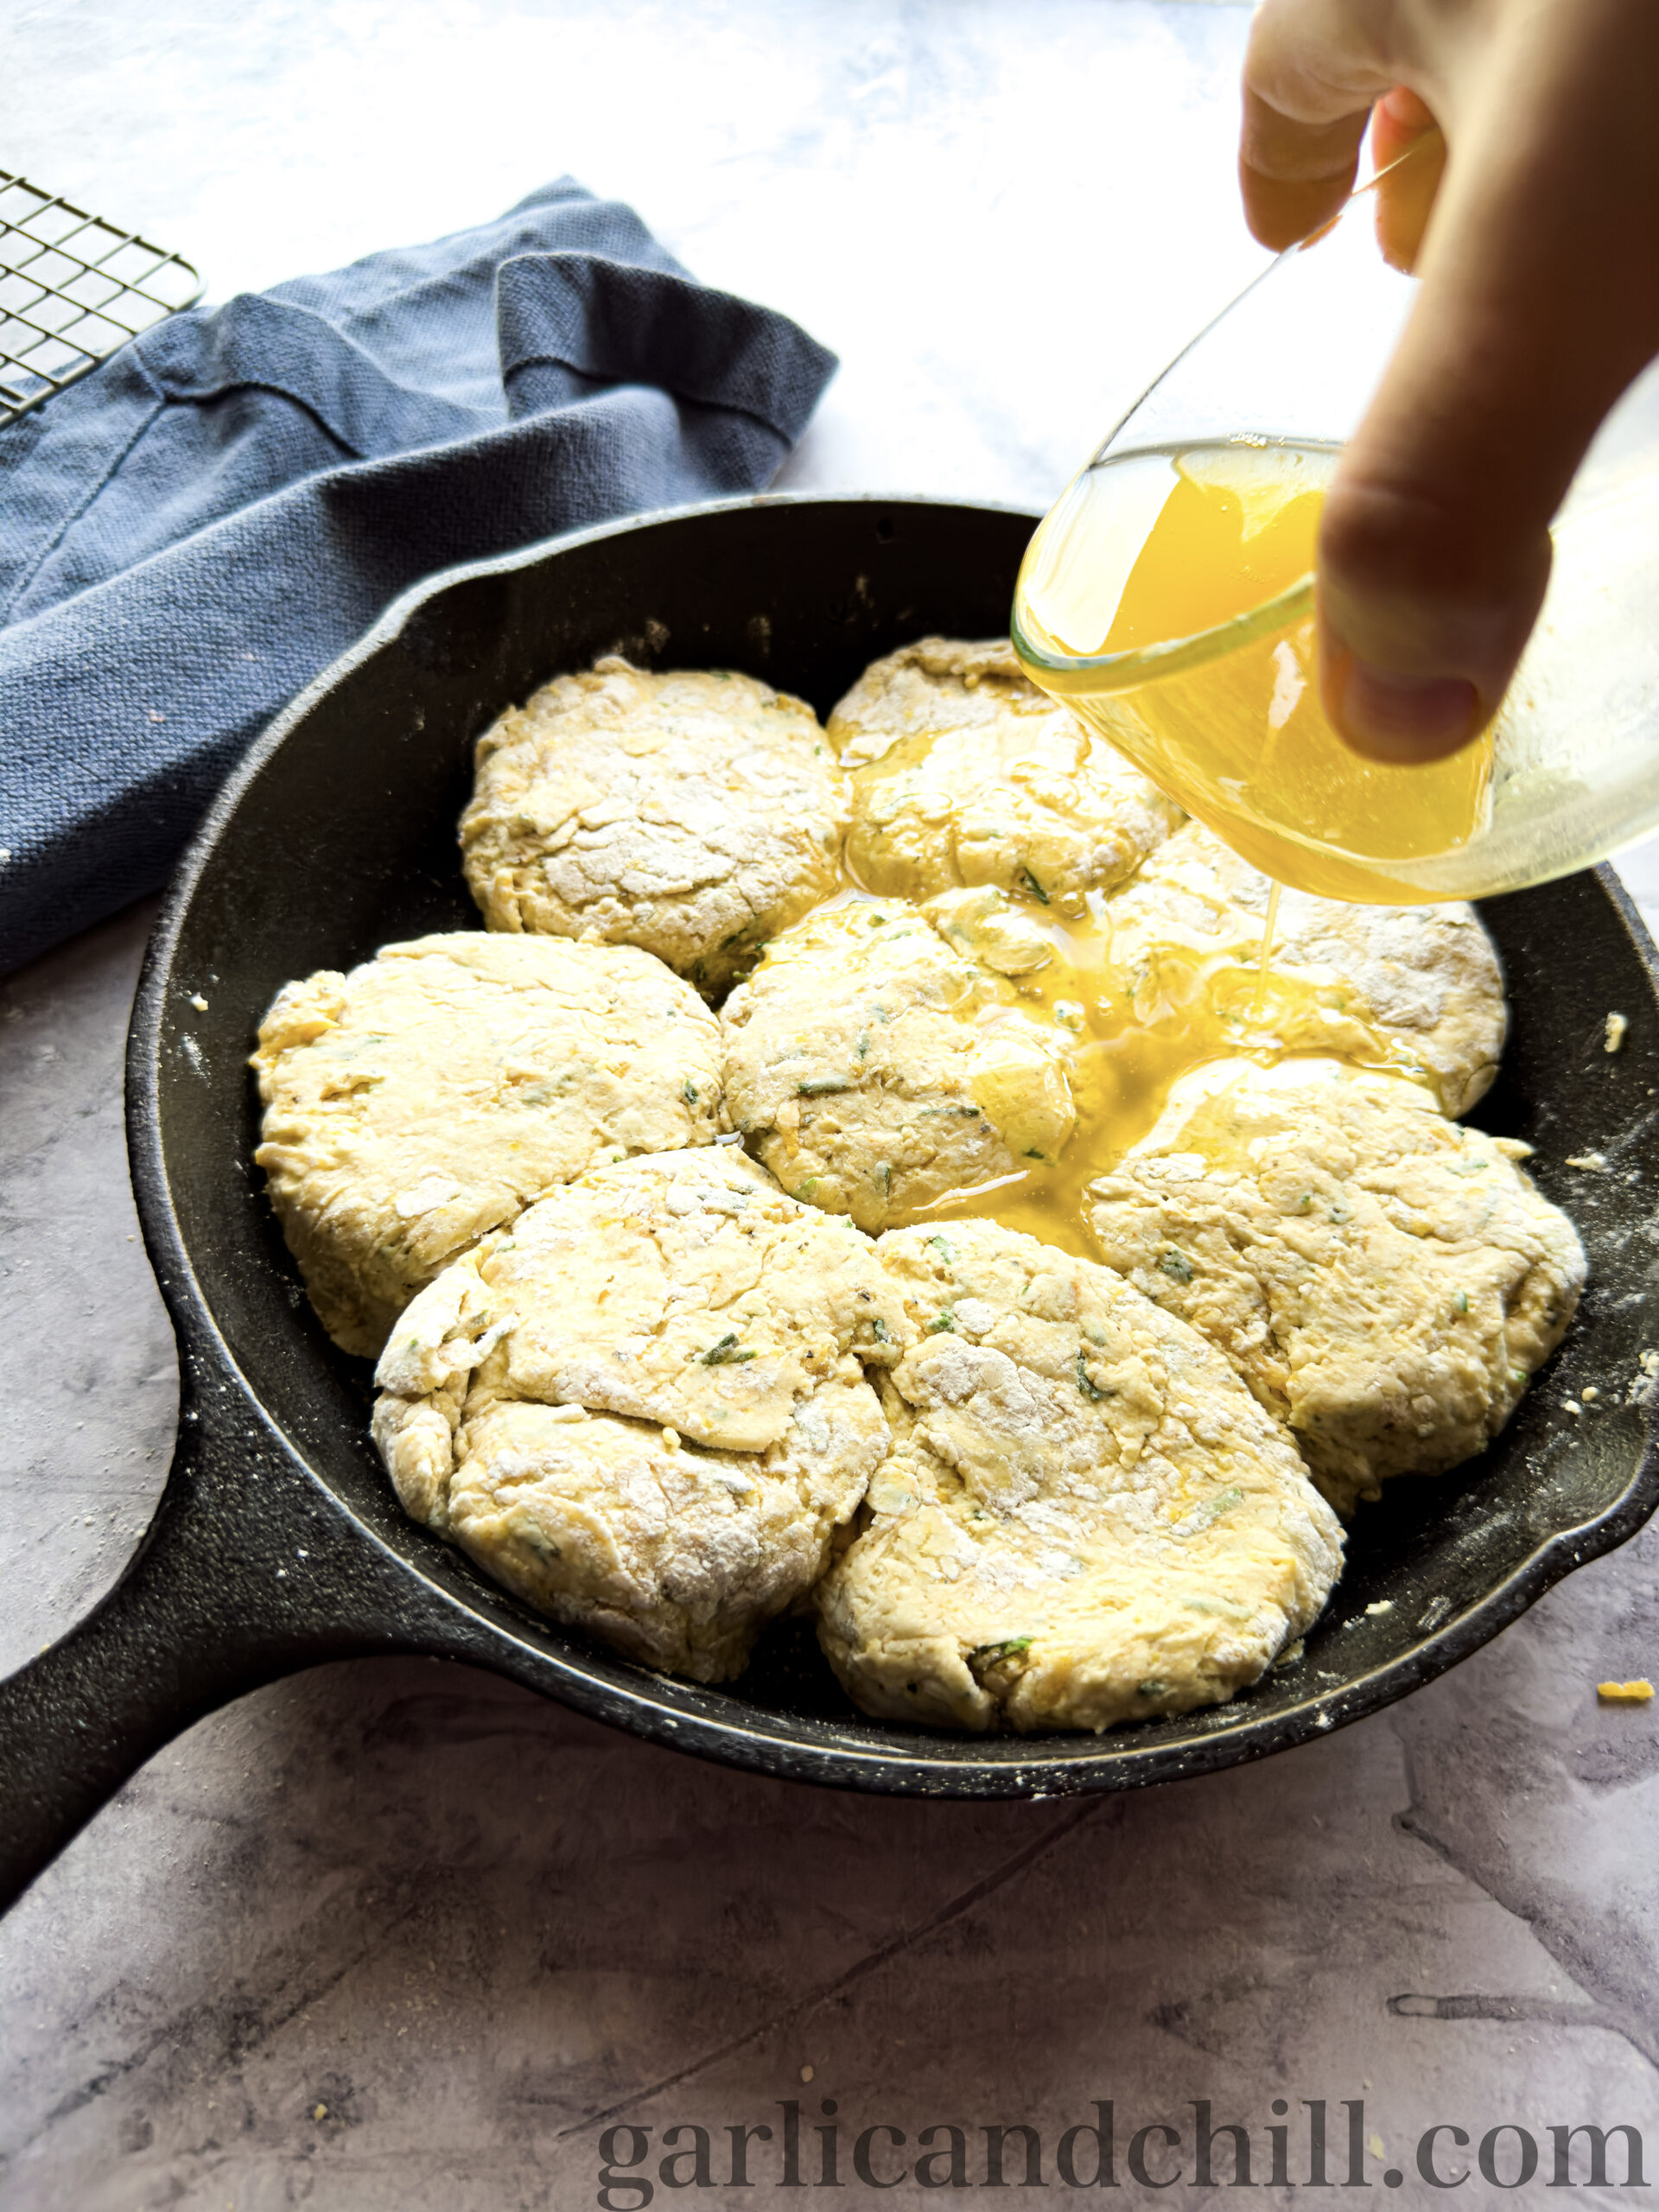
top-left (1013, 442), bottom-right (1494, 902)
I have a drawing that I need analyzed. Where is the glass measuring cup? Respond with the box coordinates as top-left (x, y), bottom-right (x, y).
top-left (1012, 142), bottom-right (1659, 903)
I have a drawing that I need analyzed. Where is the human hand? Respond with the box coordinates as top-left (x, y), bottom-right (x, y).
top-left (1239, 0), bottom-right (1659, 762)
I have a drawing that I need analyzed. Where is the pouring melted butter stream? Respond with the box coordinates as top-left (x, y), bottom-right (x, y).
top-left (799, 441), bottom-right (1491, 1255)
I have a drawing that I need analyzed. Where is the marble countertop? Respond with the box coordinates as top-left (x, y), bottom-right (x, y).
top-left (3, 3), bottom-right (1657, 2203)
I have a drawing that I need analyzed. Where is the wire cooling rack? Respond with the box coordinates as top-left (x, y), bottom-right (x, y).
top-left (0, 171), bottom-right (203, 429)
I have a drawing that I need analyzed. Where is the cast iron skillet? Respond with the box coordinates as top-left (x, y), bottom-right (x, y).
top-left (5, 494), bottom-right (1659, 1911)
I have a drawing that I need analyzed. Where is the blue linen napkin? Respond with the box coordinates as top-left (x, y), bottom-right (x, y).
top-left (0, 180), bottom-right (837, 971)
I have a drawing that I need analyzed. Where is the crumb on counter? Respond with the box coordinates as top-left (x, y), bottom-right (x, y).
top-left (1605, 1012), bottom-right (1629, 1053)
top-left (1597, 1680), bottom-right (1654, 1704)
top-left (1565, 1151), bottom-right (1608, 1171)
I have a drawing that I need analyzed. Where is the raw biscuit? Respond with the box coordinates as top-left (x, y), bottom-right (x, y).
top-left (461, 659), bottom-right (848, 993)
top-left (1103, 821), bottom-right (1507, 1115)
top-left (831, 637), bottom-right (1179, 911)
top-left (1084, 1059), bottom-right (1587, 1511)
top-left (252, 932), bottom-right (721, 1357)
top-left (815, 1219), bottom-right (1344, 1732)
top-left (372, 1147), bottom-right (906, 1681)
top-left (720, 899), bottom-right (1077, 1231)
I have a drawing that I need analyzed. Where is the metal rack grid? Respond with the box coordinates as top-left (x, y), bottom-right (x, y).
top-left (0, 171), bottom-right (203, 429)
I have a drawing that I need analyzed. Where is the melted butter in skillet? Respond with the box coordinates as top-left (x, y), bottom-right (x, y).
top-left (851, 886), bottom-right (1452, 1259)
top-left (755, 640), bottom-right (1497, 1257)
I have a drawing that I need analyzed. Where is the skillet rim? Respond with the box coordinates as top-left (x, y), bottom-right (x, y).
top-left (125, 489), bottom-right (1659, 1799)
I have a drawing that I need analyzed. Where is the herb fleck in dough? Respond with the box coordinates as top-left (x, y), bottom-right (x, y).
top-left (372, 1148), bottom-right (906, 1681)
top-left (815, 1220), bottom-right (1344, 1732)
top-left (1084, 1060), bottom-right (1587, 1512)
top-left (461, 659), bottom-right (849, 993)
top-left (720, 899), bottom-right (1077, 1230)
top-left (1104, 821), bottom-right (1508, 1116)
top-left (830, 637), bottom-right (1179, 912)
top-left (252, 933), bottom-right (721, 1358)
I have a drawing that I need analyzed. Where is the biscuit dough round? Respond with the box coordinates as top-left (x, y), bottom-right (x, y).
top-left (830, 637), bottom-right (1179, 911)
top-left (1103, 822), bottom-right (1507, 1116)
top-left (372, 1148), bottom-right (906, 1681)
top-left (720, 899), bottom-right (1077, 1231)
top-left (252, 932), bottom-right (721, 1357)
top-left (1084, 1059), bottom-right (1587, 1512)
top-left (461, 659), bottom-right (849, 994)
top-left (815, 1220), bottom-right (1344, 1732)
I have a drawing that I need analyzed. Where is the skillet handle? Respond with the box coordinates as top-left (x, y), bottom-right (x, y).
top-left (0, 1395), bottom-right (414, 1914)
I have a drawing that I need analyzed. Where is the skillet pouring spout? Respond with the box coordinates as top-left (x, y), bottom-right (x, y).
top-left (4, 494), bottom-right (1657, 1912)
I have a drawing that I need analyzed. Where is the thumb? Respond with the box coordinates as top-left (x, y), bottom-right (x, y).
top-left (1319, 2), bottom-right (1659, 761)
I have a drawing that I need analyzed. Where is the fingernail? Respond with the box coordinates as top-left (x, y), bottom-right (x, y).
top-left (1338, 660), bottom-right (1480, 760)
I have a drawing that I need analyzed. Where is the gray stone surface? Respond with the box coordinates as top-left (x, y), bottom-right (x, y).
top-left (0, 900), bottom-right (175, 1679)
top-left (3, 3), bottom-right (1659, 2205)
